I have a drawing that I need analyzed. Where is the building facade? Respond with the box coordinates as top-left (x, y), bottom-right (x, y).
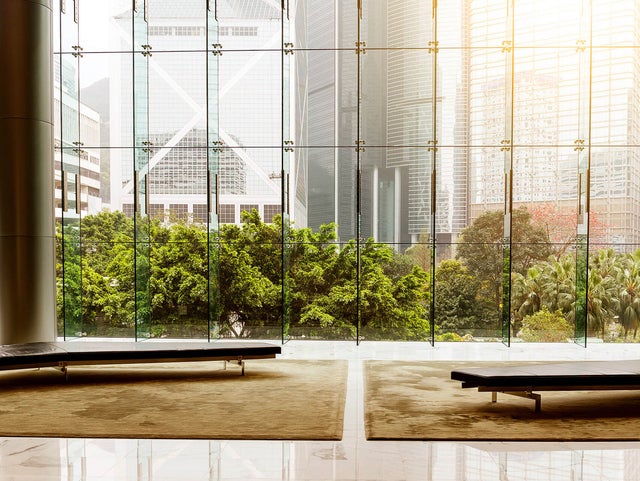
top-left (460, 0), bottom-right (640, 247)
top-left (110, 0), bottom-right (297, 225)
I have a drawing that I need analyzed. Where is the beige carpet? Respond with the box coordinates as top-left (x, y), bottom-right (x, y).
top-left (0, 359), bottom-right (347, 440)
top-left (364, 360), bottom-right (640, 441)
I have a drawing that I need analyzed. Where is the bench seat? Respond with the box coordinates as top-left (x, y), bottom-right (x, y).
top-left (451, 360), bottom-right (640, 411)
top-left (0, 341), bottom-right (281, 375)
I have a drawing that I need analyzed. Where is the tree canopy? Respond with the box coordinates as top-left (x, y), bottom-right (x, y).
top-left (56, 207), bottom-right (638, 343)
top-left (57, 210), bottom-right (431, 340)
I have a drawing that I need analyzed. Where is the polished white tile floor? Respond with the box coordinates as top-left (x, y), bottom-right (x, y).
top-left (3, 340), bottom-right (640, 480)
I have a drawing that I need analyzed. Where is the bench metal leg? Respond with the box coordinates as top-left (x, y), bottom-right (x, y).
top-left (224, 359), bottom-right (245, 375)
top-left (54, 362), bottom-right (69, 381)
top-left (492, 391), bottom-right (541, 412)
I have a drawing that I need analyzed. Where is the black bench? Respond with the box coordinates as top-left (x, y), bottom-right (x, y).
top-left (0, 341), bottom-right (281, 376)
top-left (451, 360), bottom-right (640, 412)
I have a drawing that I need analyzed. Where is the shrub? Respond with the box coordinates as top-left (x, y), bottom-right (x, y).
top-left (518, 307), bottom-right (572, 342)
top-left (435, 332), bottom-right (463, 342)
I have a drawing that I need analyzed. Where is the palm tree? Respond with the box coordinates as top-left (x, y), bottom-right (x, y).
top-left (562, 249), bottom-right (618, 340)
top-left (512, 267), bottom-right (542, 318)
top-left (539, 255), bottom-right (574, 314)
top-left (616, 249), bottom-right (640, 339)
top-left (585, 270), bottom-right (618, 339)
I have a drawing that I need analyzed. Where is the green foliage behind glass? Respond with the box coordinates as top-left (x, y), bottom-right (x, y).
top-left (56, 209), bottom-right (640, 342)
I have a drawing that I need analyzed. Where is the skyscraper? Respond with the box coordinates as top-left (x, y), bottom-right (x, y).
top-left (54, 56), bottom-right (102, 220)
top-left (110, 0), bottom-right (299, 225)
top-left (459, 0), bottom-right (640, 247)
top-left (299, 0), bottom-right (450, 247)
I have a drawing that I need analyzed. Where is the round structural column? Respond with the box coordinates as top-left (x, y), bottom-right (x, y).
top-left (0, 0), bottom-right (56, 343)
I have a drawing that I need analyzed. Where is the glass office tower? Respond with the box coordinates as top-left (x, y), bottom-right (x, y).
top-left (110, 0), bottom-right (290, 225)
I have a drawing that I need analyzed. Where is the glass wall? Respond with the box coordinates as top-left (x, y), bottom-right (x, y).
top-left (54, 0), bottom-right (640, 344)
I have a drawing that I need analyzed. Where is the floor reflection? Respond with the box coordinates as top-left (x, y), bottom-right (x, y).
top-left (2, 340), bottom-right (640, 480)
top-left (3, 438), bottom-right (640, 481)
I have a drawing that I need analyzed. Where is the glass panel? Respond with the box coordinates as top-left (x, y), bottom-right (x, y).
top-left (59, 0), bottom-right (79, 53)
top-left (79, 1), bottom-right (134, 52)
top-left (353, 155), bottom-right (434, 342)
top-left (287, 148), bottom-right (356, 341)
top-left (360, 36), bottom-right (435, 341)
top-left (513, 0), bottom-right (582, 48)
top-left (282, 1), bottom-right (291, 342)
top-left (507, 39), bottom-right (584, 343)
top-left (461, 0), bottom-right (510, 49)
top-left (208, 5), bottom-right (221, 340)
top-left (76, 52), bottom-right (133, 336)
top-left (453, 145), bottom-right (508, 340)
top-left (150, 234), bottom-right (209, 339)
top-left (133, 4), bottom-right (150, 340)
top-left (293, 0), bottom-right (357, 51)
top-left (590, 48), bottom-right (636, 147)
top-left (588, 147), bottom-right (640, 343)
top-left (434, 140), bottom-right (488, 342)
top-left (218, 51), bottom-right (281, 149)
top-left (574, 3), bottom-right (591, 346)
top-left (500, 0), bottom-right (514, 346)
top-left (590, 148), bottom-right (640, 252)
top-left (591, 0), bottom-right (637, 47)
top-left (362, 0), bottom-right (433, 50)
top-left (58, 2), bottom-right (82, 338)
top-left (53, 0), bottom-right (61, 54)
top-left (146, 139), bottom-right (208, 338)
top-left (76, 52), bottom-right (106, 218)
top-left (146, 44), bottom-right (209, 337)
top-left (147, 52), bottom-right (207, 145)
top-left (76, 12), bottom-right (138, 341)
top-left (80, 213), bottom-right (135, 337)
top-left (510, 146), bottom-right (579, 343)
top-left (468, 48), bottom-right (509, 147)
top-left (512, 49), bottom-right (581, 147)
top-left (294, 48), bottom-right (329, 149)
top-left (463, 40), bottom-right (512, 342)
top-left (216, 148), bottom-right (283, 339)
top-left (216, 0), bottom-right (282, 50)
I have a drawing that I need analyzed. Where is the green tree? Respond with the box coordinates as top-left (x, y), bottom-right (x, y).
top-left (56, 210), bottom-right (434, 342)
top-left (295, 237), bottom-right (430, 340)
top-left (456, 206), bottom-right (552, 328)
top-left (286, 222), bottom-right (343, 337)
top-left (80, 211), bottom-right (133, 272)
top-left (149, 221), bottom-right (209, 337)
top-left (359, 239), bottom-right (430, 340)
top-left (511, 255), bottom-right (575, 331)
top-left (213, 210), bottom-right (285, 337)
top-left (433, 259), bottom-right (483, 334)
top-left (560, 249), bottom-right (619, 340)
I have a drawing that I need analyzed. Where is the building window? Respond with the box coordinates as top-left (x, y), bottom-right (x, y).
top-left (218, 26), bottom-right (258, 37)
top-left (218, 204), bottom-right (235, 224)
top-left (240, 204), bottom-right (259, 219)
top-left (123, 204), bottom-right (134, 218)
top-left (149, 204), bottom-right (165, 221)
top-left (169, 204), bottom-right (188, 221)
top-left (193, 204), bottom-right (208, 223)
top-left (264, 204), bottom-right (281, 223)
